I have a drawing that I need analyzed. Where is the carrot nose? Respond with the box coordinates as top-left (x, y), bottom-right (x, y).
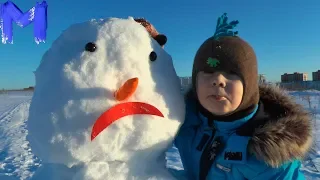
top-left (114, 77), bottom-right (139, 101)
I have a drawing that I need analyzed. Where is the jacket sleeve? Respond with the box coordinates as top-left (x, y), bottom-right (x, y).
top-left (171, 99), bottom-right (201, 180)
top-left (241, 159), bottom-right (306, 180)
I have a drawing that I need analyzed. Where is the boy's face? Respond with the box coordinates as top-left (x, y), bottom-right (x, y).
top-left (196, 71), bottom-right (243, 115)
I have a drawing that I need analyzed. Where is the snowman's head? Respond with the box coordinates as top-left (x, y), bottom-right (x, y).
top-left (27, 17), bottom-right (185, 167)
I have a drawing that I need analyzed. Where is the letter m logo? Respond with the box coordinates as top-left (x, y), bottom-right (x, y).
top-left (0, 1), bottom-right (48, 44)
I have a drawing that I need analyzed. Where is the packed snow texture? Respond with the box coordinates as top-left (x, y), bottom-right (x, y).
top-left (26, 17), bottom-right (185, 179)
top-left (0, 92), bottom-right (40, 180)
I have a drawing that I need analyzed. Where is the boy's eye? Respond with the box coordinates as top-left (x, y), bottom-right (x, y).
top-left (203, 72), bottom-right (213, 77)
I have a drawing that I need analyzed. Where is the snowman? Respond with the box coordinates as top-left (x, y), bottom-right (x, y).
top-left (27, 17), bottom-right (185, 179)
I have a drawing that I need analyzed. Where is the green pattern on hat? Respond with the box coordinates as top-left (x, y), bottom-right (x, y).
top-left (207, 57), bottom-right (220, 67)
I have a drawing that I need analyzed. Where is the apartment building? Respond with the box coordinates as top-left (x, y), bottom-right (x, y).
top-left (312, 70), bottom-right (320, 81)
top-left (281, 72), bottom-right (308, 83)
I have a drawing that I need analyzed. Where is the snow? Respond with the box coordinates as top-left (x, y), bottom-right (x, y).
top-left (291, 90), bottom-right (320, 180)
top-left (0, 92), bottom-right (40, 180)
top-left (26, 17), bottom-right (185, 179)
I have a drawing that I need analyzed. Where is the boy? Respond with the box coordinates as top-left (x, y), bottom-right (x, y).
top-left (171, 13), bottom-right (312, 180)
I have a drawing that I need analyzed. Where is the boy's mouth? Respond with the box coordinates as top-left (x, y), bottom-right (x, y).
top-left (211, 95), bottom-right (227, 101)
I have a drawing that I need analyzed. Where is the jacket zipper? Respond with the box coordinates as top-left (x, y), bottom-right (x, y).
top-left (199, 128), bottom-right (215, 180)
top-left (199, 130), bottom-right (224, 180)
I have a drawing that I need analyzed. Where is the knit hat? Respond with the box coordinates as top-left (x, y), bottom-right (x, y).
top-left (134, 18), bottom-right (167, 48)
top-left (192, 13), bottom-right (259, 120)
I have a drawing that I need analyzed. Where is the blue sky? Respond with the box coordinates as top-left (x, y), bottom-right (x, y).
top-left (1, 0), bottom-right (320, 89)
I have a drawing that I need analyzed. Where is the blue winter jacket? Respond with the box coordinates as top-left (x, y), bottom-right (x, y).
top-left (168, 85), bottom-right (312, 180)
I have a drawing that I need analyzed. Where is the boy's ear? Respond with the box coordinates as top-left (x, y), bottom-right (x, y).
top-left (154, 34), bottom-right (167, 46)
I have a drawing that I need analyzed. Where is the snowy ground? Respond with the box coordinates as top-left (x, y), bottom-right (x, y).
top-left (0, 91), bottom-right (40, 180)
top-left (293, 90), bottom-right (320, 180)
top-left (0, 90), bottom-right (320, 179)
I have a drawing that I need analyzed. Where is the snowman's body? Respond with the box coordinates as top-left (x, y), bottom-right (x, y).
top-left (27, 17), bottom-right (185, 180)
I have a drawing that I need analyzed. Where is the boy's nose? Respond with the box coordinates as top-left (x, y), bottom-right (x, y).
top-left (212, 74), bottom-right (226, 88)
top-left (212, 80), bottom-right (226, 88)
top-left (213, 81), bottom-right (225, 87)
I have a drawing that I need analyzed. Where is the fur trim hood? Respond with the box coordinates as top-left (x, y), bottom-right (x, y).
top-left (247, 84), bottom-right (312, 167)
top-left (185, 84), bottom-right (313, 168)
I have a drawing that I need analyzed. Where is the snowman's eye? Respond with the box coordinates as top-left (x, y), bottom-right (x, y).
top-left (149, 51), bottom-right (157, 62)
top-left (154, 34), bottom-right (167, 46)
top-left (85, 42), bottom-right (97, 52)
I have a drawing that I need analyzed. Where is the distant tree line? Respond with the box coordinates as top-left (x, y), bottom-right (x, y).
top-left (0, 86), bottom-right (34, 92)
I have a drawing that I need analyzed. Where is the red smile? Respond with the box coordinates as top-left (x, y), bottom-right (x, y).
top-left (91, 102), bottom-right (164, 141)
